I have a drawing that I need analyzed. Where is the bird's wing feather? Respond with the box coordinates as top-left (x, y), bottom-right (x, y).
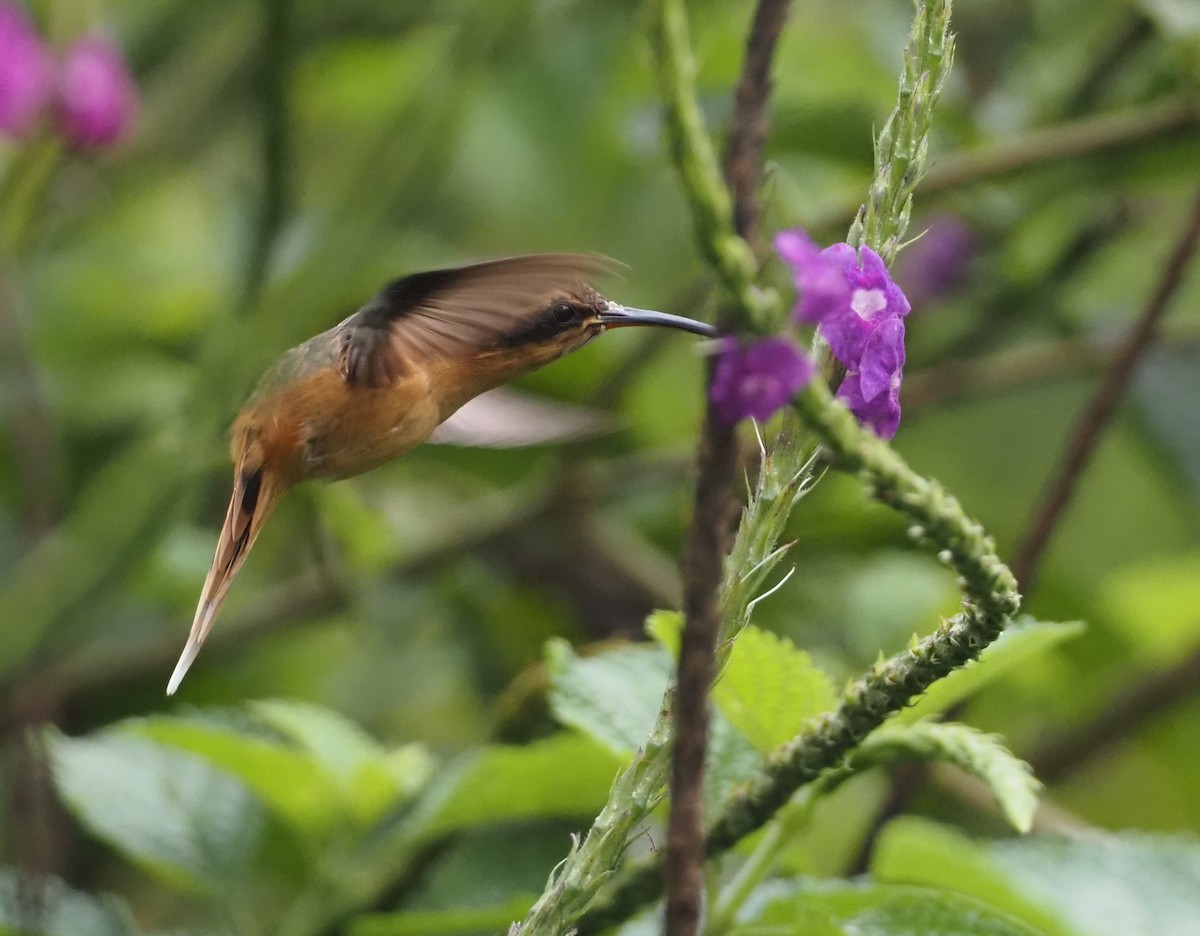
top-left (338, 254), bottom-right (616, 388)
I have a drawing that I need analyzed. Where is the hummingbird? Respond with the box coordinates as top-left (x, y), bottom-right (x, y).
top-left (168, 253), bottom-right (716, 694)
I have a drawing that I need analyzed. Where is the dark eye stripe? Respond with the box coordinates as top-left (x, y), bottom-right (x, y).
top-left (500, 302), bottom-right (588, 347)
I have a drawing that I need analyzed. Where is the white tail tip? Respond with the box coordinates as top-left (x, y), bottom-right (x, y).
top-left (166, 638), bottom-right (202, 696)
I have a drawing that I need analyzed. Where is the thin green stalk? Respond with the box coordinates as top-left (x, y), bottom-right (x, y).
top-left (0, 138), bottom-right (62, 255)
top-left (847, 0), bottom-right (955, 261)
top-left (704, 789), bottom-right (817, 935)
top-left (648, 0), bottom-right (776, 331)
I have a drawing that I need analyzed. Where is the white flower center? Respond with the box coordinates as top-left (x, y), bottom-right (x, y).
top-left (851, 288), bottom-right (887, 320)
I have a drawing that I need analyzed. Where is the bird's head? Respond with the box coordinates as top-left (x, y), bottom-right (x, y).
top-left (496, 286), bottom-right (717, 363)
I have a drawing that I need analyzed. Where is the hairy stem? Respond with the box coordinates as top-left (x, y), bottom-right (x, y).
top-left (576, 380), bottom-right (1019, 934)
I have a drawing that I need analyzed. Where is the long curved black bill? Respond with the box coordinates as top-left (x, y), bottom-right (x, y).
top-left (597, 304), bottom-right (717, 337)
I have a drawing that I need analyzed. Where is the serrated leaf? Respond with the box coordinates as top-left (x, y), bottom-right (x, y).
top-left (851, 723), bottom-right (1039, 833)
top-left (714, 625), bottom-right (838, 752)
top-left (404, 733), bottom-right (620, 843)
top-left (134, 716), bottom-right (342, 836)
top-left (45, 729), bottom-right (263, 893)
top-left (0, 870), bottom-right (146, 936)
top-left (705, 715), bottom-right (763, 814)
top-left (546, 639), bottom-right (670, 754)
top-left (745, 879), bottom-right (1048, 936)
top-left (899, 619), bottom-right (1085, 723)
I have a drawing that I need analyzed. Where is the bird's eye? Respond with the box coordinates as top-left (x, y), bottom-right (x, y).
top-left (552, 302), bottom-right (578, 325)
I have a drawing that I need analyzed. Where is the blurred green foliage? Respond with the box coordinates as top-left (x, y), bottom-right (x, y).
top-left (3, 0), bottom-right (1200, 933)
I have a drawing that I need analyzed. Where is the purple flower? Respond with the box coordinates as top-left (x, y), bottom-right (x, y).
top-left (775, 227), bottom-right (912, 438)
top-left (837, 315), bottom-right (905, 439)
top-left (895, 214), bottom-right (977, 306)
top-left (57, 35), bottom-right (138, 149)
top-left (817, 242), bottom-right (911, 368)
top-left (0, 3), bottom-right (54, 139)
top-left (774, 229), bottom-right (850, 324)
top-left (709, 336), bottom-right (814, 426)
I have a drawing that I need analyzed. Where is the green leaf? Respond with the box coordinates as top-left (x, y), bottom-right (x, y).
top-left (645, 609), bottom-right (683, 657)
top-left (134, 715), bottom-right (343, 837)
top-left (705, 714), bottom-right (763, 814)
top-left (898, 619), bottom-right (1085, 723)
top-left (870, 818), bottom-right (1081, 936)
top-left (404, 733), bottom-right (620, 843)
top-left (714, 625), bottom-right (838, 752)
top-left (45, 728), bottom-right (263, 893)
top-left (251, 699), bottom-right (436, 825)
top-left (744, 879), bottom-right (1049, 936)
top-left (546, 639), bottom-right (670, 754)
top-left (349, 894), bottom-right (535, 936)
top-left (1103, 552), bottom-right (1200, 666)
top-left (989, 831), bottom-right (1200, 936)
top-left (879, 822), bottom-right (1200, 935)
top-left (0, 870), bottom-right (145, 936)
top-left (848, 723), bottom-right (1039, 833)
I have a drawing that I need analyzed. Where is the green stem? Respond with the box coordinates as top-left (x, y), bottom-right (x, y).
top-left (648, 0), bottom-right (776, 330)
top-left (0, 138), bottom-right (63, 255)
top-left (704, 790), bottom-right (815, 935)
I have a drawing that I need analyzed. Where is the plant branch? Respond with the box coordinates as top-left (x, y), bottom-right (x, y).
top-left (1010, 186), bottom-right (1200, 589)
top-left (575, 380), bottom-right (1021, 933)
top-left (1028, 633), bottom-right (1200, 785)
top-left (808, 97), bottom-right (1199, 233)
top-left (239, 0), bottom-right (292, 313)
top-left (648, 0), bottom-right (773, 333)
top-left (723, 0), bottom-right (793, 249)
top-left (902, 325), bottom-right (1200, 411)
top-left (650, 0), bottom-right (791, 931)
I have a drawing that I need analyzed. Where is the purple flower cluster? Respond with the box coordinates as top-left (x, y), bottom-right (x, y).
top-left (707, 228), bottom-right (911, 439)
top-left (0, 3), bottom-right (137, 149)
top-left (777, 229), bottom-right (910, 439)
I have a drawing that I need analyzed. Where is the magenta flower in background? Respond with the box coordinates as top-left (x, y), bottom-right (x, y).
top-left (0, 2), bottom-right (54, 139)
top-left (57, 35), bottom-right (138, 149)
top-left (710, 336), bottom-right (813, 426)
top-left (895, 214), bottom-right (977, 307)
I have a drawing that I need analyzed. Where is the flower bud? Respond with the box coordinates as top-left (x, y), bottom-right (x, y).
top-left (57, 35), bottom-right (138, 149)
top-left (0, 3), bottom-right (54, 139)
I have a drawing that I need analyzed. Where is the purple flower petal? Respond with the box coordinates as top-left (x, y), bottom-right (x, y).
top-left (57, 35), bottom-right (138, 149)
top-left (710, 336), bottom-right (813, 426)
top-left (774, 229), bottom-right (850, 325)
top-left (857, 315), bottom-right (905, 402)
top-left (837, 371), bottom-right (901, 440)
top-left (0, 3), bottom-right (54, 139)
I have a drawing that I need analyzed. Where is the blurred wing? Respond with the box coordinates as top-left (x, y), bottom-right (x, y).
top-left (429, 387), bottom-right (615, 447)
top-left (338, 254), bottom-right (616, 388)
